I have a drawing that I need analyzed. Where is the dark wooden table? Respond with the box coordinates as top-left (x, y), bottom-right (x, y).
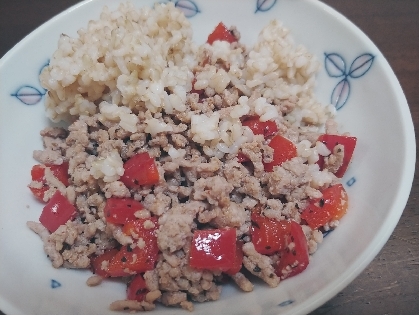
top-left (1, 1), bottom-right (418, 314)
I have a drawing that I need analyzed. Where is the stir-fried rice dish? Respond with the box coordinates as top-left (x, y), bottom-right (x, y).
top-left (27, 2), bottom-right (357, 312)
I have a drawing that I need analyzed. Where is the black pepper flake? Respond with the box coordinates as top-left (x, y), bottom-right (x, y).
top-left (253, 266), bottom-right (262, 272)
top-left (251, 221), bottom-right (260, 229)
top-left (62, 242), bottom-right (71, 251)
top-left (123, 307), bottom-right (129, 311)
top-left (265, 245), bottom-right (271, 250)
top-left (295, 203), bottom-right (299, 209)
top-left (269, 273), bottom-right (274, 278)
top-left (319, 199), bottom-right (325, 207)
top-left (127, 245), bottom-right (133, 252)
top-left (121, 256), bottom-right (127, 262)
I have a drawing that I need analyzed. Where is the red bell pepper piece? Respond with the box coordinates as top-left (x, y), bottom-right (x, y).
top-left (241, 116), bottom-right (278, 138)
top-left (120, 152), bottom-right (159, 189)
top-left (90, 248), bottom-right (119, 278)
top-left (189, 228), bottom-right (237, 271)
top-left (29, 163), bottom-right (69, 201)
top-left (275, 221), bottom-right (309, 280)
top-left (127, 274), bottom-right (149, 302)
top-left (317, 134), bottom-right (357, 177)
top-left (251, 212), bottom-right (291, 255)
top-left (301, 184), bottom-right (348, 229)
top-left (104, 198), bottom-right (144, 225)
top-left (263, 135), bottom-right (297, 172)
top-left (207, 22), bottom-right (237, 45)
top-left (39, 190), bottom-right (77, 233)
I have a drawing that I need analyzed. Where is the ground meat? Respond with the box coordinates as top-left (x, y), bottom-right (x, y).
top-left (323, 144), bottom-right (344, 174)
top-left (193, 176), bottom-right (233, 207)
top-left (33, 149), bottom-right (65, 165)
top-left (103, 181), bottom-right (130, 198)
top-left (230, 272), bottom-right (254, 292)
top-left (109, 300), bottom-right (156, 312)
top-left (242, 242), bottom-right (280, 288)
top-left (86, 275), bottom-right (103, 287)
top-left (27, 221), bottom-right (63, 268)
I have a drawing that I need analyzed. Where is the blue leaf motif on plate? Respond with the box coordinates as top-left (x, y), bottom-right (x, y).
top-left (51, 279), bottom-right (61, 289)
top-left (348, 53), bottom-right (374, 78)
top-left (11, 85), bottom-right (45, 105)
top-left (346, 177), bottom-right (356, 187)
top-left (255, 0), bottom-right (277, 13)
top-left (325, 53), bottom-right (346, 78)
top-left (331, 78), bottom-right (351, 110)
top-left (322, 230), bottom-right (332, 237)
top-left (278, 299), bottom-right (294, 307)
top-left (39, 60), bottom-right (50, 75)
top-left (174, 0), bottom-right (200, 18)
top-left (325, 52), bottom-right (375, 110)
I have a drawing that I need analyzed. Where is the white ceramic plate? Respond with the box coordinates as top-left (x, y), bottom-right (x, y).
top-left (0, 1), bottom-right (415, 314)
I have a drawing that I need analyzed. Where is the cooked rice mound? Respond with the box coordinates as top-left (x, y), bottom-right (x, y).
top-left (30, 2), bottom-right (348, 312)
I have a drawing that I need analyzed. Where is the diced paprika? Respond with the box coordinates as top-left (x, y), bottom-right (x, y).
top-left (275, 221), bottom-right (309, 280)
top-left (189, 228), bottom-right (237, 271)
top-left (207, 22), bottom-right (237, 45)
top-left (263, 135), bottom-right (297, 172)
top-left (317, 134), bottom-right (357, 177)
top-left (120, 152), bottom-right (159, 189)
top-left (39, 190), bottom-right (77, 233)
top-left (104, 198), bottom-right (144, 225)
top-left (301, 184), bottom-right (348, 229)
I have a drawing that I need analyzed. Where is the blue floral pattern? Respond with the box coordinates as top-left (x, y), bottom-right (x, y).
top-left (278, 299), bottom-right (294, 307)
top-left (169, 0), bottom-right (200, 18)
top-left (51, 279), bottom-right (61, 289)
top-left (11, 85), bottom-right (45, 105)
top-left (325, 53), bottom-right (375, 110)
top-left (255, 0), bottom-right (277, 13)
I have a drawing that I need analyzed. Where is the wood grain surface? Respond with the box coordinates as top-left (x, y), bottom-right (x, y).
top-left (1, 1), bottom-right (418, 314)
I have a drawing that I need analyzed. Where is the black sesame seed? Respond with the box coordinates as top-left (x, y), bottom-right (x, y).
top-left (253, 266), bottom-right (261, 272)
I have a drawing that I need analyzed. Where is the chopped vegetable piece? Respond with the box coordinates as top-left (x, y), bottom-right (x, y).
top-left (29, 163), bottom-right (69, 201)
top-left (107, 218), bottom-right (159, 277)
top-left (120, 152), bottom-right (159, 189)
top-left (104, 198), bottom-right (144, 224)
top-left (251, 212), bottom-right (291, 255)
top-left (275, 221), bottom-right (309, 280)
top-left (39, 190), bottom-right (77, 233)
top-left (191, 77), bottom-right (205, 96)
top-left (263, 135), bottom-right (297, 172)
top-left (236, 152), bottom-right (250, 163)
top-left (224, 240), bottom-right (244, 275)
top-left (122, 217), bottom-right (159, 242)
top-left (127, 274), bottom-right (149, 302)
top-left (90, 249), bottom-right (119, 278)
top-left (242, 116), bottom-right (278, 138)
top-left (301, 184), bottom-right (348, 229)
top-left (107, 244), bottom-right (158, 277)
top-left (207, 22), bottom-right (237, 45)
top-left (189, 228), bottom-right (237, 271)
top-left (317, 134), bottom-right (357, 177)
